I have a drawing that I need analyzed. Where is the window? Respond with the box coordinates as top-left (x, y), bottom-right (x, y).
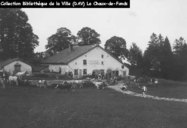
top-left (74, 69), bottom-right (78, 75)
top-left (116, 71), bottom-right (119, 76)
top-left (101, 54), bottom-right (104, 58)
top-left (14, 63), bottom-right (21, 73)
top-left (83, 59), bottom-right (87, 65)
top-left (101, 61), bottom-right (104, 65)
top-left (100, 69), bottom-right (104, 76)
top-left (83, 69), bottom-right (87, 75)
top-left (113, 70), bottom-right (119, 76)
top-left (59, 67), bottom-right (61, 73)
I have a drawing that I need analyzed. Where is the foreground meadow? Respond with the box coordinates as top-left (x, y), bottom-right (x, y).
top-left (0, 84), bottom-right (187, 128)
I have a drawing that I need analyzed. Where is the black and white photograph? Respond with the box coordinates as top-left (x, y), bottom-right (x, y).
top-left (0, 0), bottom-right (187, 128)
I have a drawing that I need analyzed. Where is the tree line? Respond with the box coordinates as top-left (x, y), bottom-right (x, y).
top-left (1, 9), bottom-right (187, 81)
top-left (142, 34), bottom-right (187, 81)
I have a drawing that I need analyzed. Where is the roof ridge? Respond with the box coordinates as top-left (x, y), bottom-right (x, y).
top-left (42, 44), bottom-right (99, 64)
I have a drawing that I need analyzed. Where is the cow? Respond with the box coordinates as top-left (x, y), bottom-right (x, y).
top-left (8, 76), bottom-right (19, 86)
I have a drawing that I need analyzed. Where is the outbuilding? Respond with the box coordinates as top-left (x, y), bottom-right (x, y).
top-left (0, 58), bottom-right (32, 75)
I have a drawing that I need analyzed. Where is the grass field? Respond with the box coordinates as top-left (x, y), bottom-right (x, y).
top-left (0, 85), bottom-right (187, 128)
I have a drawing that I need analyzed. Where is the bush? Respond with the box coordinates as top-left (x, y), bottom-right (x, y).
top-left (18, 80), bottom-right (37, 88)
top-left (81, 75), bottom-right (95, 79)
top-left (58, 81), bottom-right (72, 90)
top-left (116, 76), bottom-right (125, 81)
top-left (32, 73), bottom-right (49, 78)
top-left (57, 74), bottom-right (72, 80)
top-left (25, 72), bottom-right (74, 80)
top-left (46, 83), bottom-right (58, 89)
top-left (82, 80), bottom-right (96, 88)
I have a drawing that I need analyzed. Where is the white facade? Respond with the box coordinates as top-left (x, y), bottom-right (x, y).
top-left (3, 60), bottom-right (32, 75)
top-left (49, 65), bottom-right (70, 74)
top-left (49, 46), bottom-right (129, 78)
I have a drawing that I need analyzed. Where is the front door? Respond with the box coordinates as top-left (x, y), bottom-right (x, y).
top-left (14, 63), bottom-right (21, 74)
top-left (123, 71), bottom-right (127, 76)
top-left (79, 69), bottom-right (82, 78)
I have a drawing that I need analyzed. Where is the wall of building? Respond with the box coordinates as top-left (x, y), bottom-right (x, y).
top-left (49, 65), bottom-right (70, 74)
top-left (68, 47), bottom-right (129, 78)
top-left (3, 61), bottom-right (32, 75)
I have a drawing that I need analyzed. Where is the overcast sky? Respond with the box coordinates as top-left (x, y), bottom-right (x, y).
top-left (23, 0), bottom-right (187, 52)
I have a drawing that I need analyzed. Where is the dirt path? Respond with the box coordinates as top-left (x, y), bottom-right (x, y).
top-left (108, 84), bottom-right (187, 103)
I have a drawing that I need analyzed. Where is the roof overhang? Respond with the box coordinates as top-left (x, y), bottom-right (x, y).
top-left (41, 62), bottom-right (67, 65)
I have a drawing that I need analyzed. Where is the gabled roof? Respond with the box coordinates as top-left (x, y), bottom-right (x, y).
top-left (0, 58), bottom-right (31, 69)
top-left (43, 44), bottom-right (99, 64)
top-left (0, 58), bottom-right (20, 68)
top-left (42, 44), bottom-right (129, 66)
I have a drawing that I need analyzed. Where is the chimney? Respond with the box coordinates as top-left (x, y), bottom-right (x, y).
top-left (69, 43), bottom-right (73, 52)
top-left (69, 38), bottom-right (75, 52)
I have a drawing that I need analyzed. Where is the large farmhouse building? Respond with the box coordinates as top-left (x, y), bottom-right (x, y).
top-left (43, 44), bottom-right (129, 78)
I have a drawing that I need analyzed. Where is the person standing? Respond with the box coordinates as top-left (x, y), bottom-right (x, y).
top-left (0, 76), bottom-right (5, 89)
top-left (142, 86), bottom-right (147, 96)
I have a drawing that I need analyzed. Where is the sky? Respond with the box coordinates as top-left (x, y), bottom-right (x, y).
top-left (23, 0), bottom-right (187, 52)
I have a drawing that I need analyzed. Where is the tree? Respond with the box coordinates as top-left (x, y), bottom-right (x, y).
top-left (173, 37), bottom-right (187, 56)
top-left (128, 43), bottom-right (143, 76)
top-left (172, 37), bottom-right (187, 80)
top-left (143, 33), bottom-right (176, 79)
top-left (45, 27), bottom-right (76, 55)
top-left (143, 33), bottom-right (163, 77)
top-left (105, 36), bottom-right (128, 59)
top-left (77, 27), bottom-right (100, 45)
top-left (159, 36), bottom-right (173, 79)
top-left (128, 43), bottom-right (143, 67)
top-left (0, 8), bottom-right (39, 60)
